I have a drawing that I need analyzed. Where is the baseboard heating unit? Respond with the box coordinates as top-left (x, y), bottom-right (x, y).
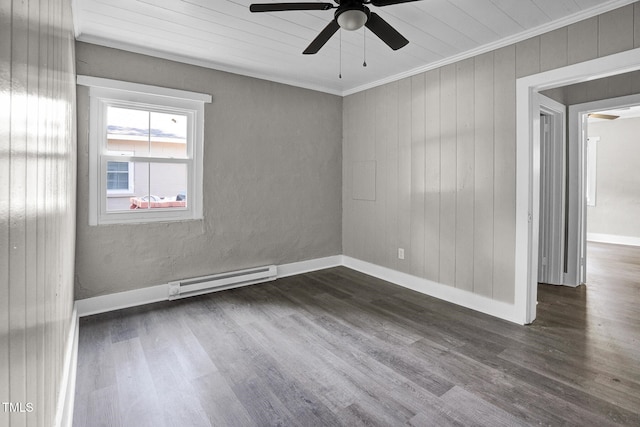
top-left (168, 265), bottom-right (277, 300)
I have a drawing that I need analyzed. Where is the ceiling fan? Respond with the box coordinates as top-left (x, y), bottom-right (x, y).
top-left (249, 0), bottom-right (420, 54)
top-left (588, 113), bottom-right (619, 120)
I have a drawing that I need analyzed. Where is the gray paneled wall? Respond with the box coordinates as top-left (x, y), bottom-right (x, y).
top-left (343, 3), bottom-right (640, 304)
top-left (0, 0), bottom-right (77, 426)
top-left (75, 43), bottom-right (343, 300)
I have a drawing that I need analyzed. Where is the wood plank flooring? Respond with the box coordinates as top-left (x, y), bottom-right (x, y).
top-left (73, 243), bottom-right (640, 426)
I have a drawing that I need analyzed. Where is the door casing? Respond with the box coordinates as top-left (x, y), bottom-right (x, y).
top-left (515, 48), bottom-right (640, 324)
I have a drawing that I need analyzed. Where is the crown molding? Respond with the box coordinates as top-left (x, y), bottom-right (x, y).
top-left (343, 0), bottom-right (638, 96)
top-left (72, 0), bottom-right (636, 97)
top-left (75, 35), bottom-right (344, 97)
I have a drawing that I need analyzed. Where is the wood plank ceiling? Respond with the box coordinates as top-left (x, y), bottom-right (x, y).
top-left (73, 0), bottom-right (636, 95)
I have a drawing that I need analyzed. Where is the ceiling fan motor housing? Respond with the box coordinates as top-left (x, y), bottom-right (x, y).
top-left (335, 1), bottom-right (370, 30)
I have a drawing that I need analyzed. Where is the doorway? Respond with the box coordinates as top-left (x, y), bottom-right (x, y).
top-left (569, 94), bottom-right (640, 285)
top-left (515, 47), bottom-right (640, 324)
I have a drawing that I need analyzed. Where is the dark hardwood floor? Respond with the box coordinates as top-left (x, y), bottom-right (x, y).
top-left (73, 243), bottom-right (640, 426)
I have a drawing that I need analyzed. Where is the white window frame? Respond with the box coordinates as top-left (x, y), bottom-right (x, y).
top-left (78, 76), bottom-right (211, 225)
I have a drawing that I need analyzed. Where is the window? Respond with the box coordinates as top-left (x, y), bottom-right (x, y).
top-left (106, 151), bottom-right (134, 195)
top-left (78, 76), bottom-right (211, 225)
top-left (107, 161), bottom-right (130, 191)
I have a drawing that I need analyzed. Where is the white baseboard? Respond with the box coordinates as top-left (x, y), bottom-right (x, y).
top-left (343, 256), bottom-right (522, 325)
top-left (75, 254), bottom-right (522, 324)
top-left (54, 305), bottom-right (79, 427)
top-left (277, 255), bottom-right (343, 278)
top-left (76, 284), bottom-right (168, 317)
top-left (587, 233), bottom-right (640, 247)
top-left (76, 255), bottom-right (344, 317)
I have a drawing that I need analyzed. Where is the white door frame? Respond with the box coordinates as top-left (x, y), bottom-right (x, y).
top-left (515, 48), bottom-right (640, 325)
top-left (568, 93), bottom-right (640, 285)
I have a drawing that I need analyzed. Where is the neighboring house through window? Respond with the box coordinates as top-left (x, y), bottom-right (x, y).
top-left (107, 151), bottom-right (134, 195)
top-left (78, 76), bottom-right (211, 225)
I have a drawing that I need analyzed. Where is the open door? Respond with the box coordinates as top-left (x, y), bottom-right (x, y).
top-left (538, 95), bottom-right (568, 286)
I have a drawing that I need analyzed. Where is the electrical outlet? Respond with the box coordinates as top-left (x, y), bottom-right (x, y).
top-left (398, 248), bottom-right (405, 260)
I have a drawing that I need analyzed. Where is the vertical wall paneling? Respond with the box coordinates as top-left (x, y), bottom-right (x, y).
top-left (384, 82), bottom-right (399, 270)
top-left (1, 0), bottom-right (76, 426)
top-left (369, 86), bottom-right (389, 265)
top-left (492, 45), bottom-right (517, 303)
top-left (25, 0), bottom-right (41, 421)
top-left (374, 85), bottom-right (388, 267)
top-left (635, 3), bottom-right (640, 48)
top-left (362, 89), bottom-right (377, 264)
top-left (598, 4), bottom-right (634, 57)
top-left (351, 91), bottom-right (368, 261)
top-left (342, 96), bottom-right (354, 261)
top-left (567, 17), bottom-right (599, 65)
top-left (439, 64), bottom-right (457, 286)
top-left (10, 2), bottom-right (30, 426)
top-left (397, 78), bottom-right (412, 274)
top-left (410, 74), bottom-right (426, 277)
top-left (423, 70), bottom-right (440, 282)
top-left (515, 37), bottom-right (540, 79)
top-left (473, 52), bottom-right (495, 298)
top-left (341, 2), bottom-right (639, 313)
top-left (0, 0), bottom-right (12, 417)
top-left (454, 59), bottom-right (474, 291)
top-left (39, 1), bottom-right (52, 421)
top-left (540, 28), bottom-right (568, 72)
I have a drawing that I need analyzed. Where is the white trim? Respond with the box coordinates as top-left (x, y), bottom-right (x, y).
top-left (71, 0), bottom-right (81, 38)
top-left (77, 75), bottom-right (212, 103)
top-left (75, 37), bottom-right (344, 97)
top-left (516, 48), bottom-right (640, 324)
top-left (54, 306), bottom-right (79, 427)
top-left (587, 233), bottom-right (640, 247)
top-left (81, 77), bottom-right (208, 226)
top-left (343, 0), bottom-right (637, 96)
top-left (343, 257), bottom-right (521, 324)
top-left (75, 1), bottom-right (635, 97)
top-left (75, 254), bottom-right (523, 324)
top-left (569, 95), bottom-right (640, 282)
top-left (277, 255), bottom-right (343, 278)
top-left (76, 256), bottom-right (344, 317)
top-left (76, 284), bottom-right (168, 317)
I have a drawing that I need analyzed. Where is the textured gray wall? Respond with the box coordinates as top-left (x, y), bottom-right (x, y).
top-left (75, 42), bottom-right (342, 299)
top-left (342, 3), bottom-right (640, 305)
top-left (587, 117), bottom-right (640, 238)
top-left (1, 0), bottom-right (77, 425)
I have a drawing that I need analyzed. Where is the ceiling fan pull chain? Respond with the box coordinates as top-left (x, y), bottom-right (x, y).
top-left (339, 29), bottom-right (342, 79)
top-left (363, 27), bottom-right (367, 67)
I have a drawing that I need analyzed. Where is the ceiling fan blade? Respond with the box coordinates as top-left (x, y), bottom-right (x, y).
top-left (370, 0), bottom-right (422, 6)
top-left (365, 12), bottom-right (409, 50)
top-left (250, 2), bottom-right (334, 12)
top-left (588, 113), bottom-right (619, 120)
top-left (303, 19), bottom-right (340, 54)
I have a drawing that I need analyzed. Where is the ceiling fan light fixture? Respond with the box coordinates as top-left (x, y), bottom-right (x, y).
top-left (337, 8), bottom-right (368, 31)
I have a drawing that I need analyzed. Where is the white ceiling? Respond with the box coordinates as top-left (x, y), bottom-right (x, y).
top-left (72, 0), bottom-right (636, 95)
